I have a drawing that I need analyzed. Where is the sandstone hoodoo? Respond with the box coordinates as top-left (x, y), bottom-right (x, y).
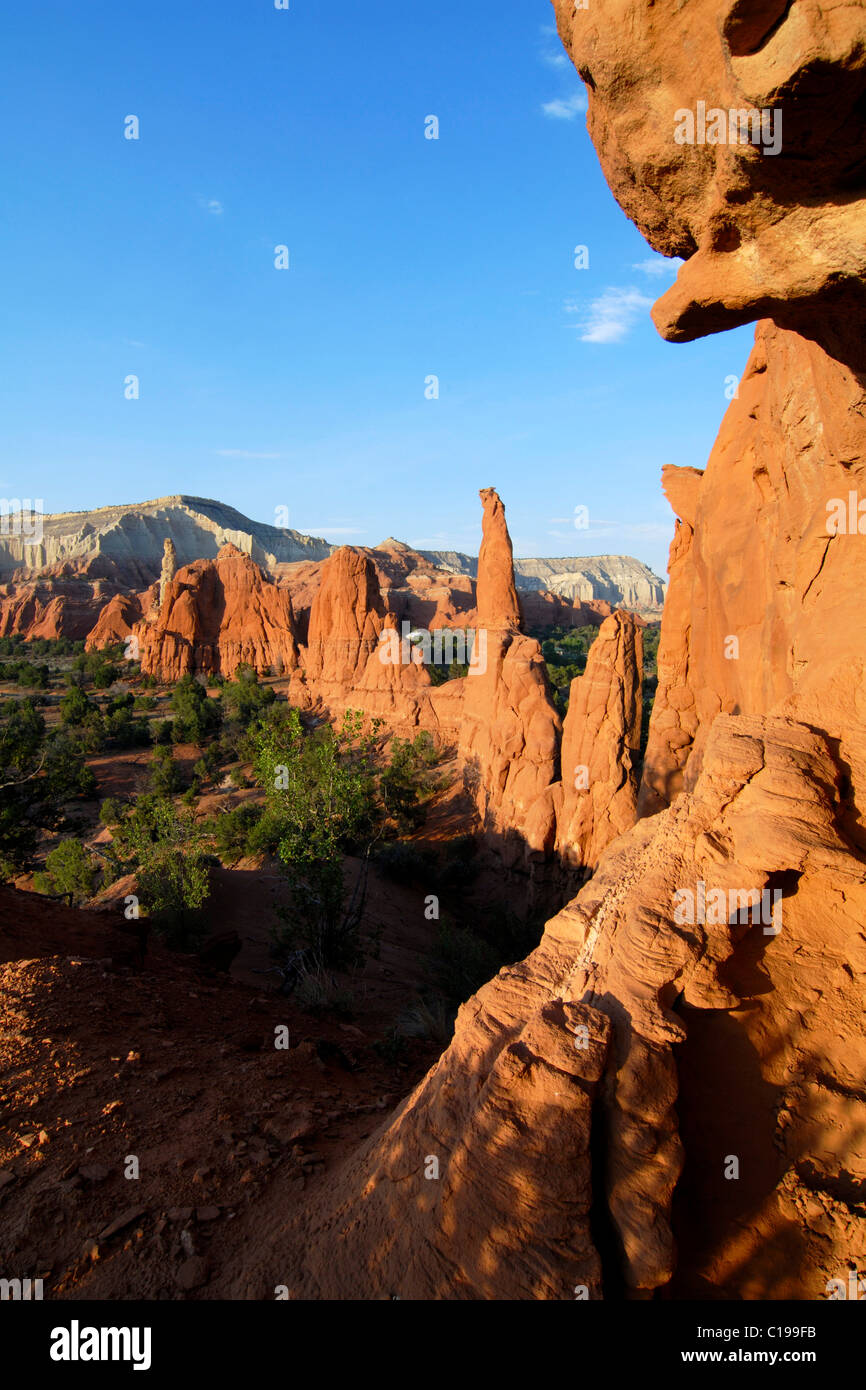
top-left (137, 544), bottom-right (300, 682)
top-left (457, 488), bottom-right (562, 858)
top-left (555, 610), bottom-right (643, 872)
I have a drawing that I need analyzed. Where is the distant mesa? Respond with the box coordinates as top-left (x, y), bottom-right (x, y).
top-left (0, 495), bottom-right (665, 645)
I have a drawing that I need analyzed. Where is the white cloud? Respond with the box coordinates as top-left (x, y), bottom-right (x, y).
top-left (206, 199), bottom-right (223, 215)
top-left (216, 449), bottom-right (281, 460)
top-left (632, 254), bottom-right (684, 277)
top-left (542, 92), bottom-right (588, 121)
top-left (568, 287), bottom-right (653, 344)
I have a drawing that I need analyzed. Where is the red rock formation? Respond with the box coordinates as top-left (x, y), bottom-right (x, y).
top-left (456, 490), bottom-right (562, 858)
top-left (636, 466), bottom-right (702, 817)
top-left (640, 322), bottom-right (866, 846)
top-left (85, 586), bottom-right (157, 653)
top-left (555, 611), bottom-right (643, 870)
top-left (0, 563), bottom-right (126, 641)
top-left (242, 0), bottom-right (866, 1302)
top-left (550, 0), bottom-right (866, 344)
top-left (137, 545), bottom-right (299, 681)
top-left (276, 542), bottom-right (606, 643)
top-left (301, 547), bottom-right (390, 688)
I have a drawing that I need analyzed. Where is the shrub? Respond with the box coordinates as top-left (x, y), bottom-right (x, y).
top-left (100, 797), bottom-right (125, 827)
top-left (59, 686), bottom-right (93, 726)
top-left (375, 841), bottom-right (437, 884)
top-left (221, 664), bottom-right (275, 730)
top-left (33, 838), bottom-right (97, 905)
top-left (252, 708), bottom-right (380, 969)
top-left (149, 745), bottom-right (184, 796)
top-left (429, 922), bottom-right (501, 1007)
top-left (111, 797), bottom-right (211, 945)
top-left (169, 675), bottom-right (222, 744)
top-left (207, 802), bottom-right (262, 865)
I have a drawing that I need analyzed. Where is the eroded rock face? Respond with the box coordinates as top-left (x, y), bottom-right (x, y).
top-left (302, 547), bottom-right (391, 688)
top-left (85, 587), bottom-right (157, 653)
top-left (555, 610), bottom-right (643, 871)
top-left (158, 538), bottom-right (177, 609)
top-left (0, 495), bottom-right (331, 581)
top-left (242, 712), bottom-right (864, 1300)
top-left (456, 490), bottom-right (563, 858)
top-left (639, 319), bottom-right (866, 842)
top-left (0, 563), bottom-right (129, 642)
top-left (551, 0), bottom-right (866, 345)
top-left (137, 544), bottom-right (299, 681)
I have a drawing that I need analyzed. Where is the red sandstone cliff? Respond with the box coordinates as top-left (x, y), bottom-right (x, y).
top-left (136, 545), bottom-right (299, 681)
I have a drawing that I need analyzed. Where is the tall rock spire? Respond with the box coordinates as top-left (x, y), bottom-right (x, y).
top-left (475, 487), bottom-right (521, 629)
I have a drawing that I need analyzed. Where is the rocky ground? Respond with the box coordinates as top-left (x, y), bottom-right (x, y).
top-left (0, 883), bottom-right (442, 1301)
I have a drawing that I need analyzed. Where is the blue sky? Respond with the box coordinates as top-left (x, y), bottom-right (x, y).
top-left (0, 0), bottom-right (754, 577)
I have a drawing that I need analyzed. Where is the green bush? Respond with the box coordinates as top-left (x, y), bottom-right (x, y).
top-left (207, 802), bottom-right (262, 865)
top-left (149, 745), bottom-right (184, 796)
top-left (380, 732), bottom-right (441, 832)
top-left (375, 841), bottom-right (437, 884)
top-left (429, 922), bottom-right (501, 1007)
top-left (169, 675), bottom-right (223, 744)
top-left (59, 686), bottom-right (93, 727)
top-left (0, 700), bottom-right (98, 879)
top-left (109, 796), bottom-right (211, 945)
top-left (252, 708), bottom-right (379, 968)
top-left (33, 838), bottom-right (97, 905)
top-left (100, 797), bottom-right (125, 827)
top-left (221, 663), bottom-right (275, 730)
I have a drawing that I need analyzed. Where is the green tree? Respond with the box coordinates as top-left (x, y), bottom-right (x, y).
top-left (110, 797), bottom-right (211, 944)
top-left (149, 745), bottom-right (184, 796)
top-left (251, 708), bottom-right (380, 968)
top-left (380, 732), bottom-right (439, 832)
top-left (33, 838), bottom-right (97, 905)
top-left (0, 703), bottom-right (95, 879)
top-left (60, 686), bottom-right (93, 726)
top-left (170, 675), bottom-right (222, 743)
top-left (222, 663), bottom-right (275, 729)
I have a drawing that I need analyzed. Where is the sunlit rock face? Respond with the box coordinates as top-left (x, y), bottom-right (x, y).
top-left (551, 0), bottom-right (866, 346)
top-left (138, 545), bottom-right (300, 681)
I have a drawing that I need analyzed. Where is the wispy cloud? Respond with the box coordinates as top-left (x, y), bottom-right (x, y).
top-left (216, 449), bottom-right (282, 460)
top-left (633, 254), bottom-right (684, 277)
top-left (567, 287), bottom-right (653, 344)
top-left (539, 24), bottom-right (587, 120)
top-left (542, 92), bottom-right (588, 121)
top-left (198, 197), bottom-right (224, 216)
